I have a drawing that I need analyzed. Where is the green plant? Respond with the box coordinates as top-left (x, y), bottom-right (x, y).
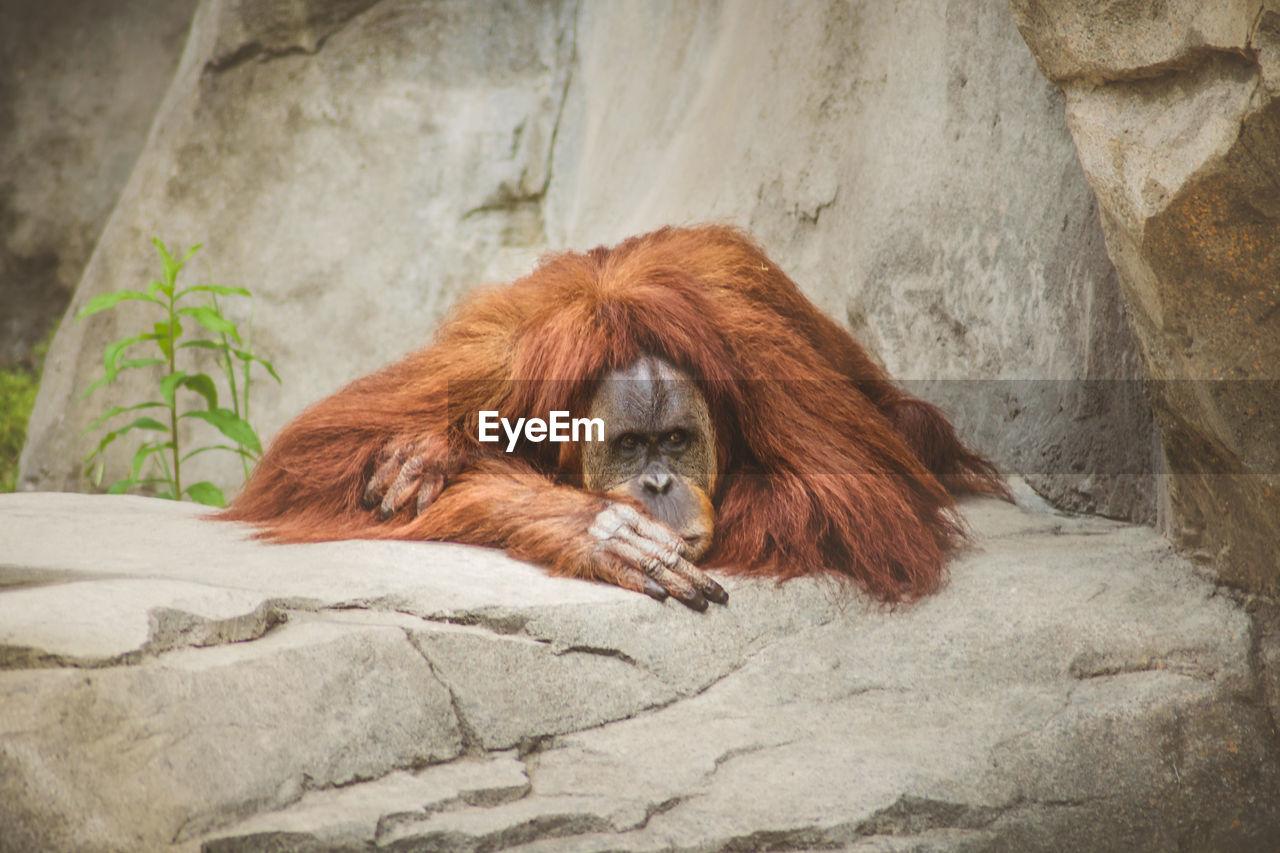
top-left (0, 364), bottom-right (39, 492)
top-left (79, 238), bottom-right (279, 506)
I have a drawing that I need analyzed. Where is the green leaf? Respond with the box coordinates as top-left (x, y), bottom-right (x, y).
top-left (146, 279), bottom-right (166, 299)
top-left (128, 442), bottom-right (158, 481)
top-left (127, 440), bottom-right (174, 483)
top-left (155, 238), bottom-right (179, 289)
top-left (183, 408), bottom-right (262, 453)
top-left (159, 370), bottom-right (188, 409)
top-left (178, 340), bottom-right (225, 351)
top-left (178, 284), bottom-right (252, 299)
top-left (85, 430), bottom-right (118, 464)
top-left (185, 481), bottom-right (226, 507)
top-left (106, 479), bottom-right (132, 495)
top-left (85, 416), bottom-right (167, 466)
top-left (178, 306), bottom-right (241, 343)
top-left (181, 444), bottom-right (240, 462)
top-left (84, 401), bottom-right (167, 433)
top-left (154, 238), bottom-right (203, 289)
top-left (180, 373), bottom-right (219, 410)
top-left (81, 373), bottom-right (111, 400)
top-left (98, 333), bottom-right (150, 385)
top-left (153, 318), bottom-right (182, 359)
top-left (76, 290), bottom-right (158, 321)
top-left (118, 357), bottom-right (166, 371)
top-left (126, 416), bottom-right (169, 433)
top-left (233, 349), bottom-right (282, 383)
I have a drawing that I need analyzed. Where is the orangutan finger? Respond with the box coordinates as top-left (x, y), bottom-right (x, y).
top-left (592, 557), bottom-right (669, 602)
top-left (668, 559), bottom-right (728, 605)
top-left (363, 445), bottom-right (407, 508)
top-left (379, 454), bottom-right (426, 519)
top-left (612, 504), bottom-right (688, 555)
top-left (606, 539), bottom-right (707, 611)
top-left (642, 576), bottom-right (670, 601)
top-left (415, 471), bottom-right (446, 516)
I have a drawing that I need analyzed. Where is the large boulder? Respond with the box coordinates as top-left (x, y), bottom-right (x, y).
top-left (2, 487), bottom-right (1277, 851)
top-left (1010, 0), bottom-right (1280, 595)
top-left (0, 0), bottom-right (198, 366)
top-left (17, 0), bottom-right (1155, 524)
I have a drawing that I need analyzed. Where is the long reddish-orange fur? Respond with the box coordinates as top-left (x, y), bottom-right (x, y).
top-left (220, 226), bottom-right (1008, 601)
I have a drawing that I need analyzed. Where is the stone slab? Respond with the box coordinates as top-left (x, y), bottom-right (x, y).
top-left (0, 487), bottom-right (1275, 851)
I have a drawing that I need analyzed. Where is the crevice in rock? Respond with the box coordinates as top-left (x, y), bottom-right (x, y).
top-left (435, 609), bottom-right (532, 636)
top-left (459, 0), bottom-right (577, 225)
top-left (0, 644), bottom-right (138, 671)
top-left (372, 773), bottom-right (532, 843)
top-left (538, 0), bottom-right (579, 201)
top-left (631, 794), bottom-right (687, 831)
top-left (404, 628), bottom-right (484, 756)
top-left (790, 186), bottom-right (840, 225)
top-left (480, 810), bottom-right (615, 850)
top-left (1052, 44), bottom-right (1256, 88)
top-left (1068, 650), bottom-right (1217, 681)
top-left (709, 739), bottom-right (801, 776)
top-left (714, 824), bottom-right (847, 851)
top-left (203, 0), bottom-right (384, 75)
top-left (380, 809), bottom-right (614, 853)
top-left (552, 643), bottom-right (642, 669)
top-left (854, 795), bottom-right (1005, 836)
top-left (333, 598), bottom-right (533, 637)
top-left (516, 734), bottom-right (555, 759)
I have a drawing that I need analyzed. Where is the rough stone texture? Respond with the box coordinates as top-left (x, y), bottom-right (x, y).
top-left (18, 0), bottom-right (1156, 524)
top-left (0, 0), bottom-right (198, 366)
top-left (1009, 1), bottom-right (1280, 595)
top-left (2, 487), bottom-right (1277, 851)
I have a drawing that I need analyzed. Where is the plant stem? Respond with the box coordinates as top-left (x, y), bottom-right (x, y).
top-left (241, 309), bottom-right (255, 478)
top-left (167, 287), bottom-right (181, 499)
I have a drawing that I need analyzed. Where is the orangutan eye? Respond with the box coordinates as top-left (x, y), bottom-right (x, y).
top-left (663, 430), bottom-right (688, 450)
top-left (617, 433), bottom-right (641, 452)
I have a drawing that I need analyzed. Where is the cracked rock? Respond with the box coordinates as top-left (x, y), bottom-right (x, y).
top-left (1, 490), bottom-right (1277, 851)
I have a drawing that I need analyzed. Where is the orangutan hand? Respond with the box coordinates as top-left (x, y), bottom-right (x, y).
top-left (586, 502), bottom-right (727, 611)
top-left (362, 435), bottom-right (458, 520)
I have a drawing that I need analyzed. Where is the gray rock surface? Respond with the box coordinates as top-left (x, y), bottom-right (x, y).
top-left (18, 0), bottom-right (1155, 524)
top-left (0, 0), bottom-right (198, 366)
top-left (1010, 1), bottom-right (1280, 595)
top-left (2, 486), bottom-right (1277, 851)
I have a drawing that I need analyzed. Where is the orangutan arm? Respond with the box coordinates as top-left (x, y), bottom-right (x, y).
top-left (396, 458), bottom-right (727, 611)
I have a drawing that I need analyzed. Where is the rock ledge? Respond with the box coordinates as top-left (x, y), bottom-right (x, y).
top-left (1, 488), bottom-right (1277, 851)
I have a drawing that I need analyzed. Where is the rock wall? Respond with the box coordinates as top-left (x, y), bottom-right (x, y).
top-left (1011, 0), bottom-right (1280, 595)
top-left (17, 0), bottom-right (1155, 525)
top-left (0, 0), bottom-right (198, 367)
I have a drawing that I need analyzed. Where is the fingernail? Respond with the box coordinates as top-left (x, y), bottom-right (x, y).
top-left (681, 591), bottom-right (708, 613)
top-left (705, 581), bottom-right (728, 605)
top-left (643, 578), bottom-right (668, 601)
